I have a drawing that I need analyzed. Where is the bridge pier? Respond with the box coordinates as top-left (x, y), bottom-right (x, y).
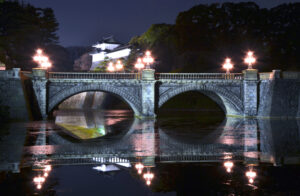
top-left (138, 69), bottom-right (156, 119)
top-left (243, 69), bottom-right (258, 117)
top-left (32, 68), bottom-right (48, 119)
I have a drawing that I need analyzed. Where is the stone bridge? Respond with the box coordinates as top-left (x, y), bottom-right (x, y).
top-left (30, 68), bottom-right (262, 119)
top-left (1, 68), bottom-right (299, 120)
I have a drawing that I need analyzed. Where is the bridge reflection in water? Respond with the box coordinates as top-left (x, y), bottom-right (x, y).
top-left (1, 110), bottom-right (300, 194)
top-left (13, 110), bottom-right (299, 190)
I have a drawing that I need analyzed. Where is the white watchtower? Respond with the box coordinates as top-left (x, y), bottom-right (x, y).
top-left (90, 36), bottom-right (131, 70)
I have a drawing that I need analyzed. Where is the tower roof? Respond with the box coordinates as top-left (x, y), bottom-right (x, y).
top-left (99, 35), bottom-right (121, 44)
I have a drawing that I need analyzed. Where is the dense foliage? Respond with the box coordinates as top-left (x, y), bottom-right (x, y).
top-left (130, 2), bottom-right (300, 72)
top-left (0, 1), bottom-right (59, 70)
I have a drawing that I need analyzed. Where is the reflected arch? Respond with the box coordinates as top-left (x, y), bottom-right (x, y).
top-left (48, 84), bottom-right (141, 115)
top-left (158, 84), bottom-right (243, 116)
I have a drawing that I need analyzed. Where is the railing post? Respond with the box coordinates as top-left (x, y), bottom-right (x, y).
top-left (271, 69), bottom-right (281, 80)
top-left (142, 69), bottom-right (155, 81)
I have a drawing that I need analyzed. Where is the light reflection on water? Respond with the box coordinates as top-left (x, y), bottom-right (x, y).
top-left (0, 109), bottom-right (300, 195)
top-left (54, 110), bottom-right (132, 140)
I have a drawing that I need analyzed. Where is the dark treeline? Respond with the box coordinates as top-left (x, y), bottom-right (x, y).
top-left (0, 1), bottom-right (58, 70)
top-left (1, 1), bottom-right (300, 72)
top-left (0, 1), bottom-right (90, 71)
top-left (129, 2), bottom-right (300, 73)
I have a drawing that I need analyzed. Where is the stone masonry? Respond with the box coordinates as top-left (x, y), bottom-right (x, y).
top-left (1, 68), bottom-right (299, 120)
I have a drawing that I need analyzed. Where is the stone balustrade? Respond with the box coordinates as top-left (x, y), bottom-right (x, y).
top-left (282, 71), bottom-right (300, 80)
top-left (156, 73), bottom-right (243, 80)
top-left (0, 68), bottom-right (20, 79)
top-left (49, 72), bottom-right (139, 80)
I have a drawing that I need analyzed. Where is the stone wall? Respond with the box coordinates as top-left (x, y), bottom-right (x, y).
top-left (0, 70), bottom-right (29, 120)
top-left (258, 79), bottom-right (300, 118)
top-left (59, 92), bottom-right (88, 109)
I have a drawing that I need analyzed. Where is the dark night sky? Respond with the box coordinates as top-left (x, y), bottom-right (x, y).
top-left (25, 0), bottom-right (300, 47)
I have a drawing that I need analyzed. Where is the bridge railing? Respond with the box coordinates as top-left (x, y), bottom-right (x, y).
top-left (48, 72), bottom-right (139, 80)
top-left (156, 73), bottom-right (243, 80)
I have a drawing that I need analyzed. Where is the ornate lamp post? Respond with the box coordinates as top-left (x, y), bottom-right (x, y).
top-left (134, 58), bottom-right (145, 79)
top-left (244, 51), bottom-right (256, 69)
top-left (33, 49), bottom-right (52, 69)
top-left (222, 58), bottom-right (233, 74)
top-left (134, 58), bottom-right (145, 71)
top-left (115, 60), bottom-right (124, 72)
top-left (142, 51), bottom-right (154, 69)
top-left (107, 62), bottom-right (115, 72)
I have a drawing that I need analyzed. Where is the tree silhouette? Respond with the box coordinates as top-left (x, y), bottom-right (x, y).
top-left (0, 1), bottom-right (59, 70)
top-left (131, 2), bottom-right (300, 73)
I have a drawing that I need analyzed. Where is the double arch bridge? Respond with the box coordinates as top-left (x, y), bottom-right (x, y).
top-left (31, 68), bottom-right (259, 119)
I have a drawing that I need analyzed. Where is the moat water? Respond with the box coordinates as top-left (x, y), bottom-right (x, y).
top-left (1, 109), bottom-right (300, 195)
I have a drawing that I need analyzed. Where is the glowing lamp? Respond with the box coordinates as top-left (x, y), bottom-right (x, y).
top-left (135, 163), bottom-right (144, 174)
top-left (246, 170), bottom-right (257, 184)
top-left (107, 62), bottom-right (115, 72)
top-left (44, 165), bottom-right (52, 172)
top-left (142, 50), bottom-right (154, 69)
top-left (143, 171), bottom-right (154, 186)
top-left (244, 51), bottom-right (256, 69)
top-left (134, 58), bottom-right (145, 71)
top-left (115, 60), bottom-right (123, 71)
top-left (33, 49), bottom-right (52, 69)
top-left (222, 58), bottom-right (233, 74)
top-left (33, 56), bottom-right (42, 62)
top-left (33, 176), bottom-right (45, 183)
top-left (224, 161), bottom-right (234, 173)
top-left (37, 49), bottom-right (42, 55)
top-left (246, 170), bottom-right (256, 178)
top-left (41, 61), bottom-right (52, 69)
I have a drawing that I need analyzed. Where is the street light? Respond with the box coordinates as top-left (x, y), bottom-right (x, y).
top-left (222, 58), bottom-right (233, 74)
top-left (107, 62), bottom-right (115, 72)
top-left (244, 51), bottom-right (256, 69)
top-left (115, 60), bottom-right (124, 71)
top-left (142, 51), bottom-right (154, 69)
top-left (33, 49), bottom-right (52, 69)
top-left (134, 58), bottom-right (145, 71)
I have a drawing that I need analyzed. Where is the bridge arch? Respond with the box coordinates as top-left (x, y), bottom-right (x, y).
top-left (158, 84), bottom-right (243, 116)
top-left (48, 84), bottom-right (141, 115)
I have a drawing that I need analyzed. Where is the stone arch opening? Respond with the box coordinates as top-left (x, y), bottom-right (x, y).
top-left (58, 92), bottom-right (131, 110)
top-left (158, 84), bottom-right (243, 116)
top-left (48, 84), bottom-right (141, 116)
top-left (159, 90), bottom-right (225, 114)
